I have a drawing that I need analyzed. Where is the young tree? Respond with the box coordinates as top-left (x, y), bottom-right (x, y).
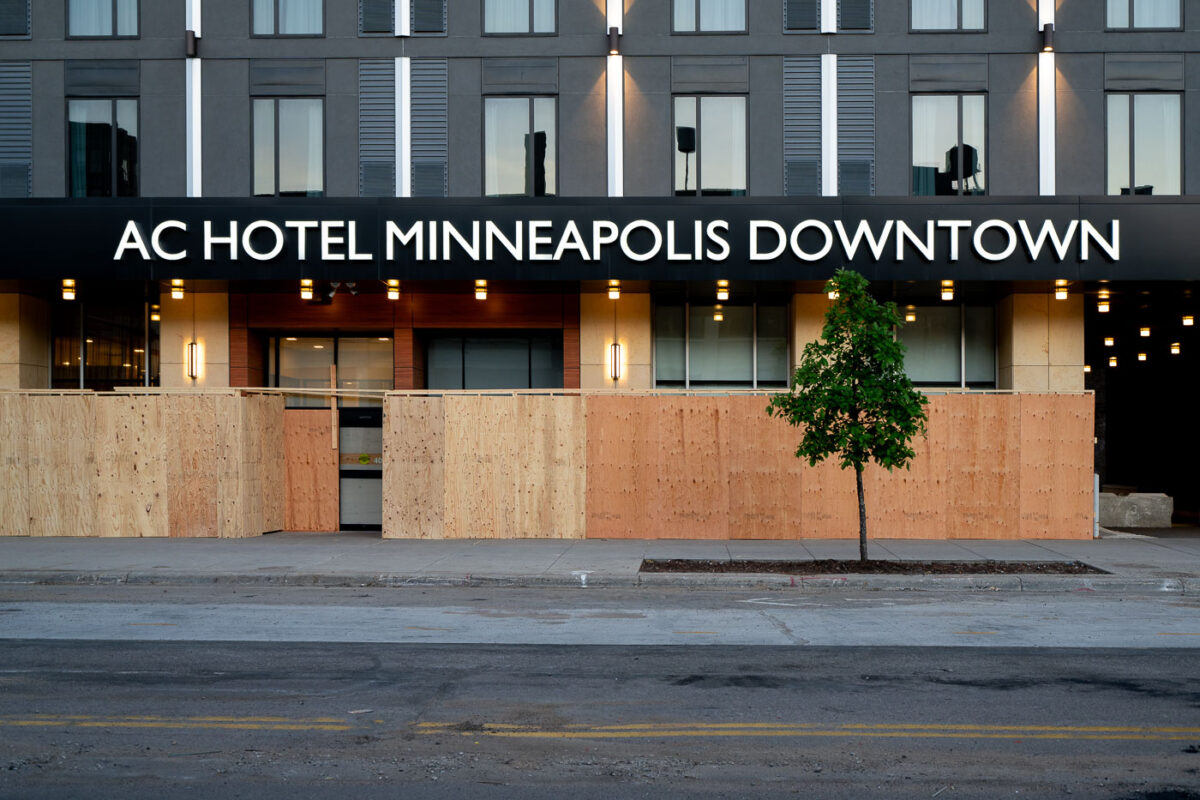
top-left (767, 269), bottom-right (929, 562)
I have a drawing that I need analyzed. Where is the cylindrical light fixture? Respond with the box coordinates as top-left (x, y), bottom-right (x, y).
top-left (1171, 342), bottom-right (1181, 355)
top-left (607, 26), bottom-right (621, 55)
top-left (170, 278), bottom-right (185, 300)
top-left (386, 279), bottom-right (400, 300)
top-left (608, 279), bottom-right (620, 300)
top-left (187, 341), bottom-right (199, 380)
top-left (1098, 300), bottom-right (1110, 313)
top-left (904, 305), bottom-right (917, 323)
top-left (828, 290), bottom-right (839, 300)
top-left (61, 279), bottom-right (76, 301)
top-left (300, 279), bottom-right (314, 300)
top-left (1184, 315), bottom-right (1195, 327)
top-left (941, 280), bottom-right (955, 301)
top-left (475, 279), bottom-right (488, 300)
top-left (608, 342), bottom-right (622, 381)
top-left (713, 304), bottom-right (724, 322)
top-left (1104, 337), bottom-right (1114, 347)
top-left (1138, 352), bottom-right (1147, 362)
top-left (1140, 326), bottom-right (1151, 338)
top-left (716, 279), bottom-right (730, 301)
top-left (1084, 365), bottom-right (1092, 374)
top-left (1109, 356), bottom-right (1118, 367)
top-left (1041, 22), bottom-right (1054, 52)
top-left (1054, 279), bottom-right (1069, 300)
top-left (150, 303), bottom-right (161, 323)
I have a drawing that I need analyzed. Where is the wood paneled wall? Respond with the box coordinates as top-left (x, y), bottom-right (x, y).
top-left (0, 393), bottom-right (284, 538)
top-left (382, 393), bottom-right (1094, 540)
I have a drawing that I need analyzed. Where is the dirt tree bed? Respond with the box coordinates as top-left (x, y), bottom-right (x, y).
top-left (639, 559), bottom-right (1108, 575)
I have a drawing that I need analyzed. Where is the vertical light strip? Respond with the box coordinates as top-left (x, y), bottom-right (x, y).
top-left (820, 0), bottom-right (837, 33)
top-left (185, 0), bottom-right (201, 37)
top-left (396, 57), bottom-right (411, 197)
top-left (607, 56), bottom-right (624, 197)
top-left (820, 53), bottom-right (838, 197)
top-left (607, 0), bottom-right (622, 33)
top-left (185, 0), bottom-right (202, 198)
top-left (1038, 0), bottom-right (1055, 196)
top-left (395, 0), bottom-right (411, 37)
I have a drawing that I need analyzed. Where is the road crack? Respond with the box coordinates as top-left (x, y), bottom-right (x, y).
top-left (756, 609), bottom-right (808, 645)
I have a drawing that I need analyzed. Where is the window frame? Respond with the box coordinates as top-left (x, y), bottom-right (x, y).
top-left (251, 96), bottom-right (327, 198)
top-left (251, 0), bottom-right (326, 38)
top-left (65, 97), bottom-right (140, 198)
top-left (652, 300), bottom-right (791, 390)
top-left (481, 0), bottom-right (557, 36)
top-left (65, 0), bottom-right (139, 39)
top-left (909, 92), bottom-right (987, 197)
top-left (897, 302), bottom-right (997, 390)
top-left (672, 0), bottom-right (749, 34)
top-left (1104, 91), bottom-right (1184, 197)
top-left (481, 95), bottom-right (558, 198)
top-left (1106, 0), bottom-right (1183, 30)
top-left (908, 0), bottom-right (986, 33)
top-left (672, 94), bottom-right (749, 197)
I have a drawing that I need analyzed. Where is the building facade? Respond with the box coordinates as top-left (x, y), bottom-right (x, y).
top-left (0, 0), bottom-right (1197, 530)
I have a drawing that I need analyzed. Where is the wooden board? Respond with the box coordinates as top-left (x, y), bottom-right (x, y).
top-left (383, 395), bottom-right (445, 539)
top-left (863, 395), bottom-right (947, 540)
top-left (726, 395), bottom-right (805, 539)
top-left (512, 394), bottom-right (586, 538)
top-left (1019, 393), bottom-right (1094, 539)
top-left (0, 394), bottom-right (30, 536)
top-left (940, 394), bottom-right (1021, 539)
top-left (167, 396), bottom-right (220, 538)
top-left (94, 396), bottom-right (168, 538)
top-left (283, 408), bottom-right (339, 532)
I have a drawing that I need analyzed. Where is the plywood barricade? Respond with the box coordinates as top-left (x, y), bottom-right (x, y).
top-left (283, 408), bottom-right (339, 532)
top-left (382, 392), bottom-right (1094, 540)
top-left (0, 392), bottom-right (284, 538)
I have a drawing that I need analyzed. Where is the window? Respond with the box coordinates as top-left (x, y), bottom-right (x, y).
top-left (253, 0), bottom-right (323, 35)
top-left (911, 94), bottom-right (985, 196)
top-left (674, 0), bottom-right (746, 32)
top-left (253, 98), bottom-right (324, 197)
top-left (51, 290), bottom-right (158, 391)
top-left (675, 96), bottom-right (746, 196)
top-left (911, 0), bottom-right (983, 30)
top-left (426, 332), bottom-right (563, 390)
top-left (68, 0), bottom-right (137, 37)
top-left (898, 305), bottom-right (994, 388)
top-left (1107, 93), bottom-right (1181, 196)
top-left (654, 303), bottom-right (788, 389)
top-left (484, 97), bottom-right (555, 197)
top-left (68, 99), bottom-right (138, 197)
top-left (483, 0), bottom-right (553, 34)
top-left (0, 0), bottom-right (30, 36)
top-left (268, 335), bottom-right (394, 407)
top-left (1107, 0), bottom-right (1180, 28)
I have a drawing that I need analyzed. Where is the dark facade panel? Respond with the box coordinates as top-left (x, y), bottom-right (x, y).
top-left (249, 60), bottom-right (326, 96)
top-left (909, 55), bottom-right (988, 93)
top-left (64, 61), bottom-right (140, 97)
top-left (838, 0), bottom-right (872, 30)
top-left (360, 0), bottom-right (393, 34)
top-left (0, 0), bottom-right (29, 36)
top-left (412, 0), bottom-right (446, 34)
top-left (0, 60), bottom-right (32, 198)
top-left (1104, 54), bottom-right (1186, 91)
top-left (412, 58), bottom-right (448, 197)
top-left (672, 57), bottom-right (749, 95)
top-left (837, 56), bottom-right (874, 196)
top-left (782, 56), bottom-right (820, 197)
top-left (480, 58), bottom-right (558, 95)
top-left (358, 58), bottom-right (395, 197)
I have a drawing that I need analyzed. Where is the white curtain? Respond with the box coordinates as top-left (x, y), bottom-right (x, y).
top-left (1134, 0), bottom-right (1180, 27)
top-left (279, 0), bottom-right (323, 34)
top-left (1107, 0), bottom-right (1129, 27)
top-left (698, 0), bottom-right (744, 31)
top-left (673, 0), bottom-right (695, 31)
top-left (961, 0), bottom-right (984, 29)
top-left (911, 0), bottom-right (956, 29)
top-left (69, 0), bottom-right (111, 36)
top-left (485, 0), bottom-right (527, 33)
top-left (1133, 94), bottom-right (1181, 195)
top-left (532, 0), bottom-right (554, 32)
top-left (116, 0), bottom-right (137, 34)
top-left (252, 0), bottom-right (274, 33)
top-left (699, 96), bottom-right (746, 195)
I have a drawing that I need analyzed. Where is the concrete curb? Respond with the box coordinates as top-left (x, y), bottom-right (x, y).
top-left (0, 569), bottom-right (1191, 594)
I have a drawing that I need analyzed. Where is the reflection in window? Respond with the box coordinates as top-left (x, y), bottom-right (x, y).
top-left (484, 97), bottom-right (555, 197)
top-left (673, 0), bottom-right (745, 31)
top-left (674, 96), bottom-right (747, 196)
top-left (51, 292), bottom-right (158, 390)
top-left (654, 303), bottom-right (788, 388)
top-left (68, 99), bottom-right (138, 197)
top-left (484, 0), bottom-right (554, 33)
top-left (253, 98), bottom-right (324, 197)
top-left (1107, 93), bottom-right (1181, 196)
top-left (911, 0), bottom-right (983, 30)
top-left (69, 0), bottom-right (137, 36)
top-left (911, 94), bottom-right (985, 196)
top-left (898, 305), bottom-right (994, 388)
top-left (1107, 0), bottom-right (1180, 28)
top-left (253, 0), bottom-right (323, 35)
top-left (268, 335), bottom-right (395, 407)
top-left (425, 332), bottom-right (563, 390)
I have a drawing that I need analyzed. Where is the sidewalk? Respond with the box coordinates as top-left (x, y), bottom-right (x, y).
top-left (2, 531), bottom-right (1199, 594)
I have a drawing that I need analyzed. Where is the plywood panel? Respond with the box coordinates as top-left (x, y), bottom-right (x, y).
top-left (444, 395), bottom-right (520, 538)
top-left (94, 396), bottom-right (168, 538)
top-left (863, 394), bottom-right (947, 540)
top-left (167, 396), bottom-right (220, 538)
top-left (0, 394), bottom-right (30, 535)
top-left (942, 394), bottom-right (1022, 539)
top-left (585, 394), bottom-right (652, 539)
top-left (25, 395), bottom-right (95, 538)
top-left (513, 394), bottom-right (586, 538)
top-left (726, 395), bottom-right (805, 540)
top-left (1020, 394), bottom-right (1093, 539)
top-left (654, 397), bottom-right (730, 539)
top-left (248, 394), bottom-right (287, 535)
top-left (284, 408), bottom-right (339, 532)
top-left (383, 395), bottom-right (445, 539)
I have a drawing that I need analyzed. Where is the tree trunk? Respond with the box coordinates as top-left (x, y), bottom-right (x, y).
top-left (856, 465), bottom-right (868, 562)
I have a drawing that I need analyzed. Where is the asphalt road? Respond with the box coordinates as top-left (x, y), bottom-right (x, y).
top-left (2, 586), bottom-right (1199, 799)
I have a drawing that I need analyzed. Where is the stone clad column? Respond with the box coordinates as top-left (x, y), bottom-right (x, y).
top-left (997, 293), bottom-right (1084, 392)
top-left (160, 291), bottom-right (230, 388)
top-left (0, 294), bottom-right (50, 389)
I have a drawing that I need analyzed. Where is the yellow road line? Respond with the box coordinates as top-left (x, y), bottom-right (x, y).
top-left (954, 631), bottom-right (998, 635)
top-left (672, 631), bottom-right (718, 635)
top-left (1158, 632), bottom-right (1200, 636)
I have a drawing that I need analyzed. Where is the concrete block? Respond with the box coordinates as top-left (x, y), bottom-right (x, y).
top-left (1098, 492), bottom-right (1173, 528)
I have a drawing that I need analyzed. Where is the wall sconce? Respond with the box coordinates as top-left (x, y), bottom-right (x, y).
top-left (717, 279), bottom-right (729, 301)
top-left (1137, 352), bottom-right (1147, 362)
top-left (170, 278), bottom-right (185, 300)
top-left (1041, 22), bottom-right (1054, 52)
top-left (608, 279), bottom-right (620, 300)
top-left (941, 280), bottom-right (955, 301)
top-left (187, 341), bottom-right (199, 380)
top-left (61, 279), bottom-right (76, 301)
top-left (608, 342), bottom-right (622, 381)
top-left (1171, 342), bottom-right (1181, 355)
top-left (1140, 327), bottom-right (1151, 338)
top-left (1184, 315), bottom-right (1194, 327)
top-left (713, 304), bottom-right (724, 322)
top-left (607, 26), bottom-right (621, 55)
top-left (300, 279), bottom-right (314, 300)
top-left (904, 305), bottom-right (917, 323)
top-left (1109, 356), bottom-right (1118, 367)
top-left (475, 279), bottom-right (488, 300)
top-left (1054, 279), bottom-right (1068, 300)
top-left (386, 279), bottom-right (400, 300)
top-left (1104, 337), bottom-right (1114, 347)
